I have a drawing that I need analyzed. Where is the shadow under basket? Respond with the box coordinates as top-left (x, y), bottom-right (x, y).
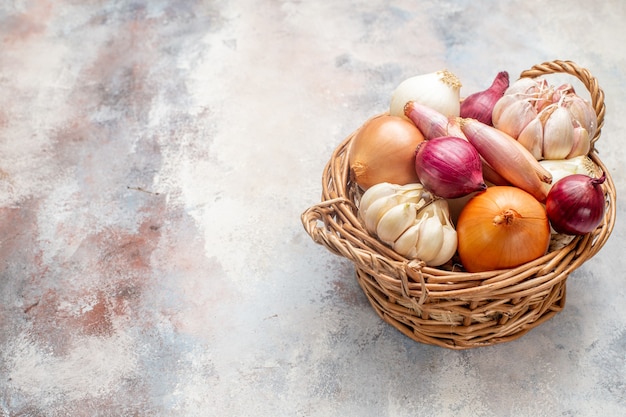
top-left (301, 60), bottom-right (617, 349)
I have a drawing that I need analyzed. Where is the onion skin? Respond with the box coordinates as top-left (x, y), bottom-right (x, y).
top-left (349, 115), bottom-right (425, 190)
top-left (545, 172), bottom-right (606, 235)
top-left (460, 118), bottom-right (551, 202)
top-left (404, 100), bottom-right (450, 140)
top-left (460, 71), bottom-right (509, 126)
top-left (414, 136), bottom-right (487, 198)
top-left (457, 186), bottom-right (550, 272)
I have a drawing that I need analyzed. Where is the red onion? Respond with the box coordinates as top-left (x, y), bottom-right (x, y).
top-left (545, 172), bottom-right (606, 235)
top-left (414, 136), bottom-right (486, 198)
top-left (460, 71), bottom-right (510, 126)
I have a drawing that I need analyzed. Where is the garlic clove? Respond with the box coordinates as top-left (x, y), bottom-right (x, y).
top-left (413, 209), bottom-right (444, 263)
top-left (517, 117), bottom-right (544, 160)
top-left (492, 94), bottom-right (516, 129)
top-left (493, 98), bottom-right (537, 139)
top-left (536, 82), bottom-right (556, 112)
top-left (564, 96), bottom-right (597, 140)
top-left (566, 125), bottom-right (591, 158)
top-left (358, 182), bottom-right (398, 215)
top-left (427, 224), bottom-right (458, 266)
top-left (396, 183), bottom-right (426, 192)
top-left (392, 223), bottom-right (420, 259)
top-left (376, 202), bottom-right (418, 244)
top-left (362, 194), bottom-right (404, 233)
top-left (431, 200), bottom-right (459, 264)
top-left (504, 77), bottom-right (540, 96)
top-left (542, 106), bottom-right (575, 160)
top-left (552, 83), bottom-right (576, 102)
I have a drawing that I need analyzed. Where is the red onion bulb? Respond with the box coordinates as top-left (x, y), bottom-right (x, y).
top-left (545, 172), bottom-right (606, 235)
top-left (460, 71), bottom-right (510, 126)
top-left (414, 136), bottom-right (486, 198)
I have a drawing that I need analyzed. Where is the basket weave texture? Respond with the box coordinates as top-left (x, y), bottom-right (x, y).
top-left (301, 60), bottom-right (616, 349)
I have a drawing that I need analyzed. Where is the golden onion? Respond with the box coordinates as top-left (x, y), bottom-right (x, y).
top-left (349, 115), bottom-right (424, 190)
top-left (456, 186), bottom-right (550, 272)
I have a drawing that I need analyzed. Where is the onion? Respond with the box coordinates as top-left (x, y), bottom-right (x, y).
top-left (414, 136), bottom-right (486, 198)
top-left (403, 102), bottom-right (510, 187)
top-left (390, 69), bottom-right (462, 119)
top-left (457, 186), bottom-right (550, 272)
top-left (460, 71), bottom-right (509, 126)
top-left (545, 172), bottom-right (606, 235)
top-left (349, 115), bottom-right (425, 190)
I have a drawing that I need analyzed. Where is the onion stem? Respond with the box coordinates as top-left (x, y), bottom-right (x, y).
top-left (493, 209), bottom-right (520, 225)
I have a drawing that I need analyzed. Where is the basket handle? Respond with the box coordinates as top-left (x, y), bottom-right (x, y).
top-left (301, 197), bottom-right (359, 258)
top-left (301, 196), bottom-right (408, 264)
top-left (519, 60), bottom-right (605, 148)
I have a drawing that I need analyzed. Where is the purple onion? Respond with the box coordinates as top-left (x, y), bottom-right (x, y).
top-left (414, 136), bottom-right (486, 198)
top-left (460, 71), bottom-right (510, 126)
top-left (546, 172), bottom-right (606, 235)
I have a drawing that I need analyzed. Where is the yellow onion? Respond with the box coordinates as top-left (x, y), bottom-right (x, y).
top-left (349, 115), bottom-right (425, 190)
top-left (457, 186), bottom-right (550, 272)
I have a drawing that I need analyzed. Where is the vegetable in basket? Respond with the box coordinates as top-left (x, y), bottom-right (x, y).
top-left (492, 78), bottom-right (596, 160)
top-left (358, 182), bottom-right (457, 266)
top-left (546, 172), bottom-right (607, 235)
top-left (414, 136), bottom-right (486, 199)
top-left (459, 71), bottom-right (510, 126)
top-left (538, 155), bottom-right (600, 193)
top-left (348, 115), bottom-right (424, 190)
top-left (460, 118), bottom-right (552, 202)
top-left (389, 70), bottom-right (462, 119)
top-left (403, 100), bottom-right (509, 187)
top-left (456, 186), bottom-right (551, 272)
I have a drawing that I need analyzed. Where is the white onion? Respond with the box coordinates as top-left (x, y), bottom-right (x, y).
top-left (389, 70), bottom-right (462, 119)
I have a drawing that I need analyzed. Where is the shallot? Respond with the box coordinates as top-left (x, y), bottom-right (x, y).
top-left (414, 136), bottom-right (486, 198)
top-left (460, 71), bottom-right (509, 126)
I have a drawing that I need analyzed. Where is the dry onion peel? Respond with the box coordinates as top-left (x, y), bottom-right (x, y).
top-left (460, 71), bottom-right (510, 126)
top-left (545, 172), bottom-right (606, 235)
top-left (457, 186), bottom-right (551, 272)
top-left (404, 101), bottom-right (509, 186)
top-left (348, 115), bottom-right (424, 190)
top-left (460, 118), bottom-right (552, 202)
top-left (414, 136), bottom-right (486, 198)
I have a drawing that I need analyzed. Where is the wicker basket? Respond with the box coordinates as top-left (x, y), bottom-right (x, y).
top-left (301, 60), bottom-right (617, 349)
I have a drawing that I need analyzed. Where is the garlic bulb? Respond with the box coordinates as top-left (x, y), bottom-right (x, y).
top-left (492, 79), bottom-right (596, 160)
top-left (358, 182), bottom-right (457, 266)
top-left (539, 155), bottom-right (601, 193)
top-left (389, 70), bottom-right (462, 119)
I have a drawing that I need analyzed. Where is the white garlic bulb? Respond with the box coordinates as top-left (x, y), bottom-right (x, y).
top-left (358, 183), bottom-right (458, 266)
top-left (492, 79), bottom-right (596, 160)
